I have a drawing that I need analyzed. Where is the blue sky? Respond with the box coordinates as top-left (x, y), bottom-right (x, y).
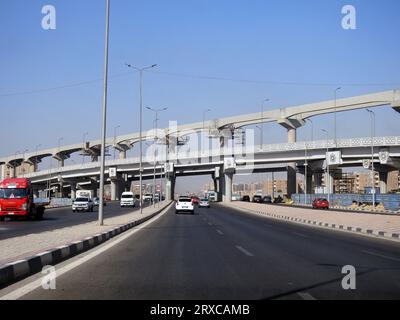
top-left (1, 0), bottom-right (400, 191)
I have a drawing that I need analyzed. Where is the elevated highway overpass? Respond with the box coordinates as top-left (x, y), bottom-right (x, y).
top-left (1, 89), bottom-right (400, 200)
top-left (16, 136), bottom-right (400, 202)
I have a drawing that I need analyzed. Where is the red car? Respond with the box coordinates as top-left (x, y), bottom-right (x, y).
top-left (191, 196), bottom-right (200, 205)
top-left (312, 198), bottom-right (329, 210)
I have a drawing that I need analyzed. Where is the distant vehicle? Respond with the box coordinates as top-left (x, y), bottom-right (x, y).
top-left (93, 197), bottom-right (107, 206)
top-left (312, 198), bottom-right (329, 210)
top-left (252, 195), bottom-right (263, 203)
top-left (143, 193), bottom-right (153, 202)
top-left (262, 196), bottom-right (272, 204)
top-left (274, 195), bottom-right (283, 204)
top-left (72, 197), bottom-right (94, 212)
top-left (191, 196), bottom-right (200, 205)
top-left (206, 191), bottom-right (217, 202)
top-left (242, 195), bottom-right (250, 202)
top-left (76, 190), bottom-right (93, 200)
top-left (198, 198), bottom-right (210, 208)
top-left (120, 192), bottom-right (136, 207)
top-left (175, 196), bottom-right (194, 214)
top-left (0, 178), bottom-right (46, 220)
top-left (231, 194), bottom-right (241, 201)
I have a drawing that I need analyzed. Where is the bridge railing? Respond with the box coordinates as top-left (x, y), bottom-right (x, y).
top-left (22, 136), bottom-right (400, 179)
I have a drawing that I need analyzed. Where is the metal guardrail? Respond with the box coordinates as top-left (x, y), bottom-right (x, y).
top-left (292, 193), bottom-right (400, 211)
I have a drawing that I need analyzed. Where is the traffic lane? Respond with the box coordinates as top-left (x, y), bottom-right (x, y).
top-left (202, 204), bottom-right (400, 299)
top-left (20, 205), bottom-right (276, 300)
top-left (0, 201), bottom-right (150, 240)
top-left (18, 204), bottom-right (400, 300)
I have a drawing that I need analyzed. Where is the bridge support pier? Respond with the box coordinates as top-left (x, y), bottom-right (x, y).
top-left (70, 183), bottom-right (77, 199)
top-left (379, 171), bottom-right (388, 194)
top-left (165, 174), bottom-right (175, 201)
top-left (91, 179), bottom-right (98, 198)
top-left (287, 128), bottom-right (297, 197)
top-left (324, 171), bottom-right (335, 194)
top-left (110, 174), bottom-right (125, 201)
top-left (223, 172), bottom-right (233, 203)
top-left (119, 150), bottom-right (127, 160)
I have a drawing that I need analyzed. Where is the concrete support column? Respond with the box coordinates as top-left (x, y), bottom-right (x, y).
top-left (91, 180), bottom-right (98, 198)
top-left (91, 155), bottom-right (99, 162)
top-left (165, 174), bottom-right (175, 201)
top-left (324, 171), bottom-right (334, 194)
top-left (71, 184), bottom-right (77, 199)
top-left (59, 159), bottom-right (64, 168)
top-left (313, 172), bottom-right (323, 190)
top-left (119, 150), bottom-right (127, 160)
top-left (379, 171), bottom-right (388, 194)
top-left (223, 172), bottom-right (233, 203)
top-left (215, 177), bottom-right (224, 202)
top-left (305, 171), bottom-right (313, 195)
top-left (287, 128), bottom-right (297, 197)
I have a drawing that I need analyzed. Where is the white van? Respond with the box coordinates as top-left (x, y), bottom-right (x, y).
top-left (120, 192), bottom-right (136, 207)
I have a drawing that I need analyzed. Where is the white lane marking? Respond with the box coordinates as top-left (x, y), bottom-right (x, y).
top-left (216, 229), bottom-right (224, 235)
top-left (235, 245), bottom-right (254, 257)
top-left (292, 232), bottom-right (309, 238)
top-left (0, 228), bottom-right (9, 231)
top-left (297, 292), bottom-right (316, 300)
top-left (362, 250), bottom-right (400, 263)
top-left (208, 222), bottom-right (213, 226)
top-left (0, 204), bottom-right (173, 300)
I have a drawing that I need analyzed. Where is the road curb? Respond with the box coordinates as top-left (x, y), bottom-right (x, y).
top-left (223, 204), bottom-right (400, 243)
top-left (0, 202), bottom-right (172, 289)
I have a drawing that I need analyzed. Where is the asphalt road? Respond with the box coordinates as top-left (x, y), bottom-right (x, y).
top-left (11, 203), bottom-right (400, 300)
top-left (0, 201), bottom-right (150, 240)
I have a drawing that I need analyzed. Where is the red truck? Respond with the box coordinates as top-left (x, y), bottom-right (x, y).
top-left (0, 178), bottom-right (46, 220)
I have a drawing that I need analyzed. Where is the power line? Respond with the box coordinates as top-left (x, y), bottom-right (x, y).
top-left (0, 69), bottom-right (399, 98)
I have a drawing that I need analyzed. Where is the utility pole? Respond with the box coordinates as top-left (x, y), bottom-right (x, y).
top-left (322, 129), bottom-right (330, 203)
top-left (98, 0), bottom-right (110, 226)
top-left (366, 109), bottom-right (376, 210)
top-left (126, 63), bottom-right (158, 214)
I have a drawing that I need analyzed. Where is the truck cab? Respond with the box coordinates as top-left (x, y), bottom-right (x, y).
top-left (0, 178), bottom-right (45, 220)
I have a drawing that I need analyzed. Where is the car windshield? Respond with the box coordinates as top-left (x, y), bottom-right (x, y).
top-left (122, 195), bottom-right (133, 198)
top-left (179, 198), bottom-right (191, 202)
top-left (200, 198), bottom-right (208, 201)
top-left (75, 198), bottom-right (89, 202)
top-left (0, 188), bottom-right (27, 199)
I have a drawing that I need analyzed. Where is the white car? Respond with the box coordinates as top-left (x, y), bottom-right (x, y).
top-left (198, 198), bottom-right (210, 208)
top-left (120, 192), bottom-right (137, 207)
top-left (175, 197), bottom-right (194, 214)
top-left (72, 197), bottom-right (94, 212)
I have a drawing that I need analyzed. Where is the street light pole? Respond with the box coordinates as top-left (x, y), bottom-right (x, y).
top-left (98, 0), bottom-right (111, 226)
top-left (334, 87), bottom-right (341, 146)
top-left (82, 132), bottom-right (88, 164)
top-left (126, 63), bottom-right (158, 214)
top-left (322, 129), bottom-right (330, 203)
top-left (146, 106), bottom-right (168, 207)
top-left (255, 125), bottom-right (262, 150)
top-left (22, 149), bottom-right (28, 177)
top-left (202, 108), bottom-right (211, 154)
top-left (260, 99), bottom-right (269, 149)
top-left (366, 109), bottom-right (376, 210)
top-left (113, 125), bottom-right (120, 160)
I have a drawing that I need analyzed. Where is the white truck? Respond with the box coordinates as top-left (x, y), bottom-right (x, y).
top-left (75, 190), bottom-right (93, 200)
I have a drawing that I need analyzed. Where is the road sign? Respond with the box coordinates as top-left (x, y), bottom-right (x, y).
top-left (326, 151), bottom-right (341, 165)
top-left (362, 159), bottom-right (370, 169)
top-left (109, 167), bottom-right (117, 178)
top-left (379, 151), bottom-right (389, 164)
